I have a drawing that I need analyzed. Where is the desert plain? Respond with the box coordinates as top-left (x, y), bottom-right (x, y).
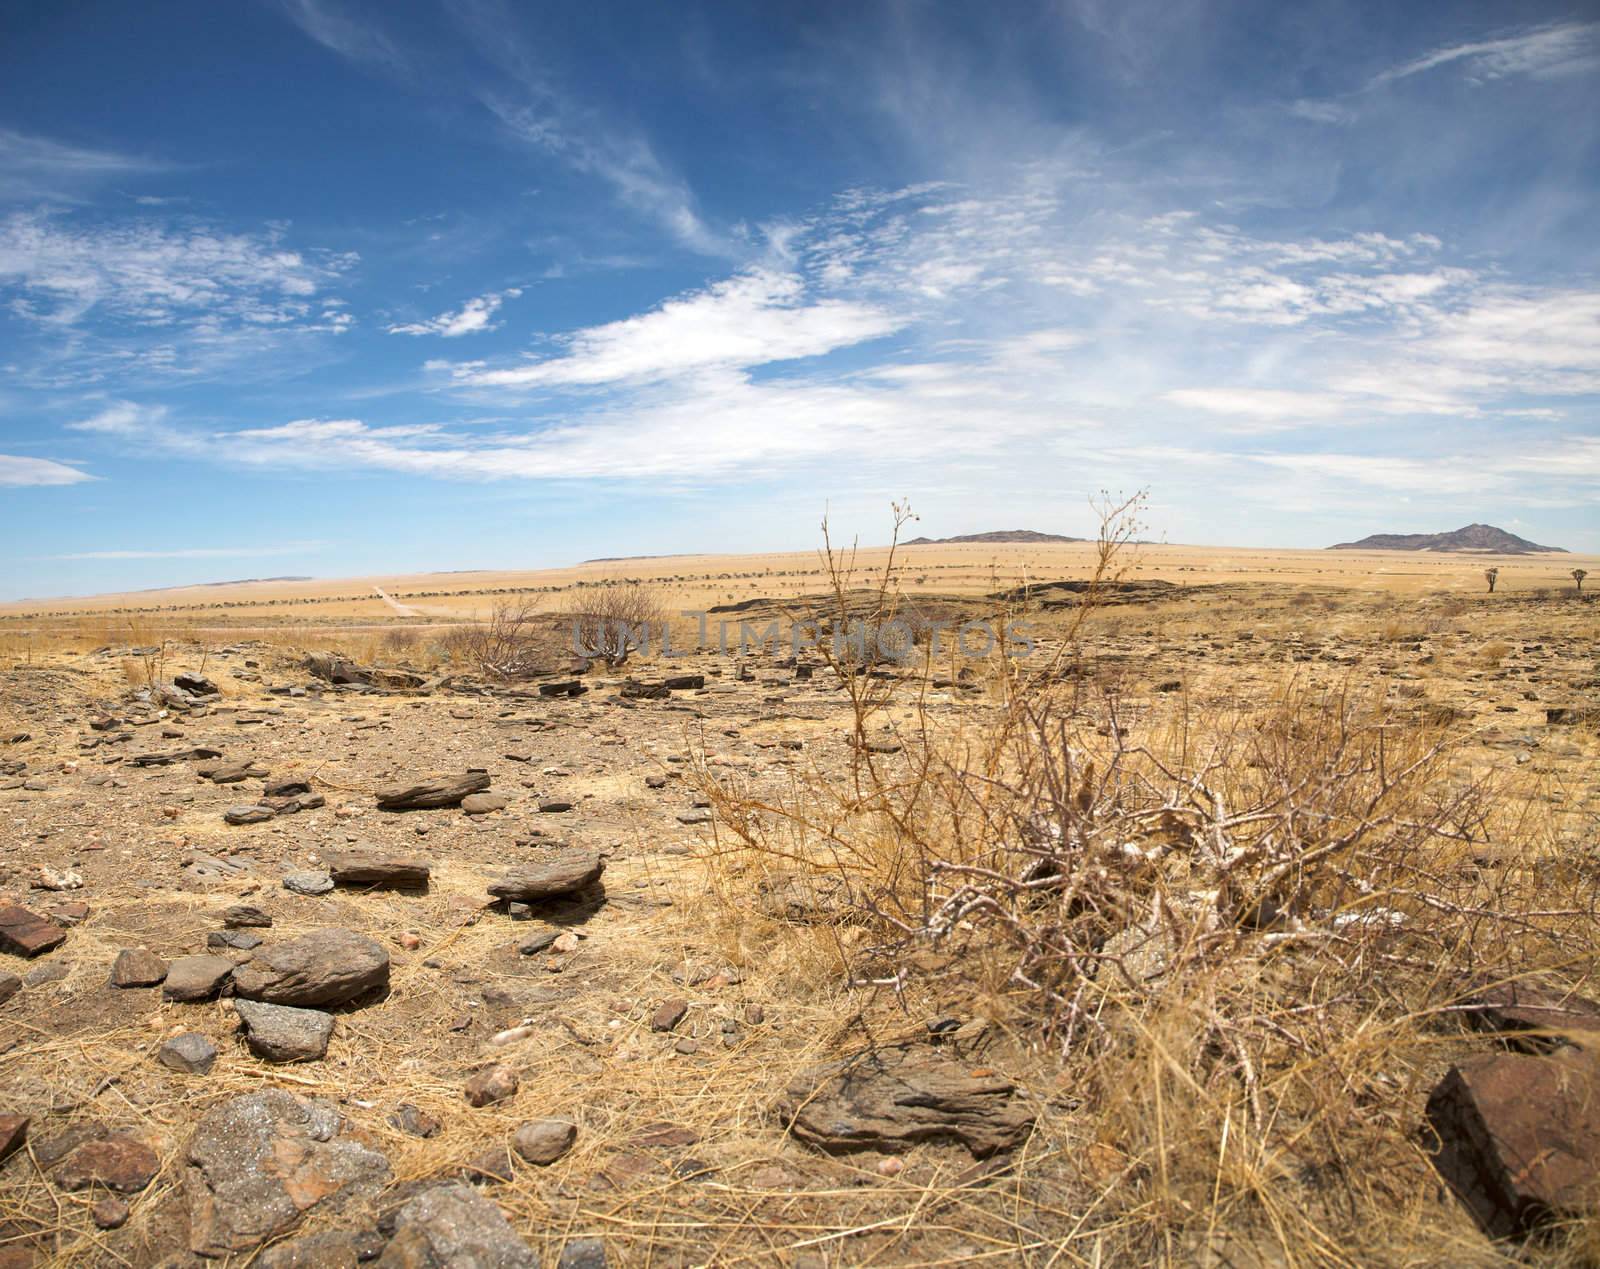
top-left (0, 536), bottom-right (1596, 1267)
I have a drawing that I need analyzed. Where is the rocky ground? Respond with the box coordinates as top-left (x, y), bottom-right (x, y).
top-left (0, 585), bottom-right (1596, 1266)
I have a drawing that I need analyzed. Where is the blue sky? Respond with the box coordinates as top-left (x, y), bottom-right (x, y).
top-left (2, 0), bottom-right (1597, 598)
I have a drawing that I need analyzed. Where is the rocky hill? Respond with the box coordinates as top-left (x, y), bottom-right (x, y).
top-left (1328, 523), bottom-right (1566, 554)
top-left (904, 529), bottom-right (1085, 545)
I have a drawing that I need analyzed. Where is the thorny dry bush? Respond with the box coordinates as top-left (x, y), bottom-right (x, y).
top-left (567, 582), bottom-right (668, 667)
top-left (691, 504), bottom-right (1600, 1263)
top-left (440, 599), bottom-right (561, 679)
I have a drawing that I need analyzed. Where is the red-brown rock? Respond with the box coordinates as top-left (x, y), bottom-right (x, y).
top-left (1426, 1048), bottom-right (1600, 1237)
top-left (0, 904), bottom-right (66, 958)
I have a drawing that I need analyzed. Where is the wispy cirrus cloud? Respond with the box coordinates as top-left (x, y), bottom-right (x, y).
top-left (388, 288), bottom-right (521, 337)
top-left (0, 128), bottom-right (174, 204)
top-left (275, 0), bottom-right (408, 73)
top-left (1370, 21), bottom-right (1600, 88)
top-left (0, 454), bottom-right (94, 486)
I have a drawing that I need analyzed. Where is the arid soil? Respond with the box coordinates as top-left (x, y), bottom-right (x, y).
top-left (0, 571), bottom-right (1596, 1266)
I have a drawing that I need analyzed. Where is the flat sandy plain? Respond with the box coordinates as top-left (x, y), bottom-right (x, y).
top-left (4, 540), bottom-right (1595, 630)
top-left (0, 539), bottom-right (1596, 1266)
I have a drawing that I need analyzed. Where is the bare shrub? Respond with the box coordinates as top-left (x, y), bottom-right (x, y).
top-left (568, 582), bottom-right (668, 667)
top-left (440, 599), bottom-right (553, 679)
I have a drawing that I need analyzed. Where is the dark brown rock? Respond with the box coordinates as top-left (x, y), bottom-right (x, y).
top-left (778, 1046), bottom-right (1035, 1158)
top-left (0, 973), bottom-right (20, 1006)
top-left (0, 903), bottom-right (67, 958)
top-left (0, 1115), bottom-right (28, 1166)
top-left (326, 850), bottom-right (431, 888)
top-left (232, 928), bottom-right (390, 1007)
top-left (91, 1196), bottom-right (129, 1229)
top-left (184, 1090), bottom-right (390, 1256)
top-left (1427, 1048), bottom-right (1600, 1238)
top-left (487, 849), bottom-right (603, 903)
top-left (110, 947), bottom-right (168, 988)
top-left (376, 771), bottom-right (490, 810)
top-left (52, 1135), bottom-right (161, 1192)
top-left (1463, 978), bottom-right (1600, 1050)
top-left (651, 999), bottom-right (688, 1033)
top-left (223, 904), bottom-right (273, 928)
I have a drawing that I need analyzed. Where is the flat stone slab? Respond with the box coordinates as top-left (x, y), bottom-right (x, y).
top-left (163, 954), bottom-right (235, 1002)
top-left (0, 903), bottom-right (67, 958)
top-left (376, 770), bottom-right (490, 810)
top-left (778, 1045), bottom-right (1035, 1158)
top-left (488, 849), bottom-right (604, 903)
top-left (325, 850), bottom-right (431, 888)
top-left (52, 1135), bottom-right (161, 1193)
top-left (232, 928), bottom-right (390, 1007)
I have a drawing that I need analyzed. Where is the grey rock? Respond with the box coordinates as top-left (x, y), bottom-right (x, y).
top-left (390, 1103), bottom-right (441, 1138)
top-left (208, 929), bottom-right (263, 951)
top-left (162, 954), bottom-right (235, 1002)
top-left (225, 804), bottom-right (275, 825)
top-left (232, 928), bottom-right (390, 1007)
top-left (462, 792), bottom-right (510, 815)
top-left (557, 1237), bottom-right (606, 1269)
top-left (159, 1032), bottom-right (218, 1075)
top-left (283, 871), bottom-right (334, 896)
top-left (258, 1230), bottom-right (364, 1269)
top-left (379, 1180), bottom-right (537, 1267)
top-left (235, 999), bottom-right (336, 1062)
top-left (184, 1089), bottom-right (390, 1256)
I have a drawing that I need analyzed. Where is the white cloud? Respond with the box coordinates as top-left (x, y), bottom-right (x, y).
top-left (453, 269), bottom-right (904, 388)
top-left (0, 210), bottom-right (356, 331)
top-left (1163, 388), bottom-right (1346, 428)
top-left (52, 540), bottom-right (324, 560)
top-left (0, 454), bottom-right (94, 487)
top-left (388, 289), bottom-right (521, 337)
top-left (1371, 22), bottom-right (1600, 87)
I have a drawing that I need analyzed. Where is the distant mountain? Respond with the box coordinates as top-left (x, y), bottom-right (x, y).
top-left (904, 529), bottom-right (1086, 546)
top-left (1328, 523), bottom-right (1567, 554)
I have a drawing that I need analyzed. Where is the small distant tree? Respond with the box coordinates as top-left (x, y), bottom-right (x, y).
top-left (1575, 568), bottom-right (1589, 593)
top-left (1484, 567), bottom-right (1499, 594)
